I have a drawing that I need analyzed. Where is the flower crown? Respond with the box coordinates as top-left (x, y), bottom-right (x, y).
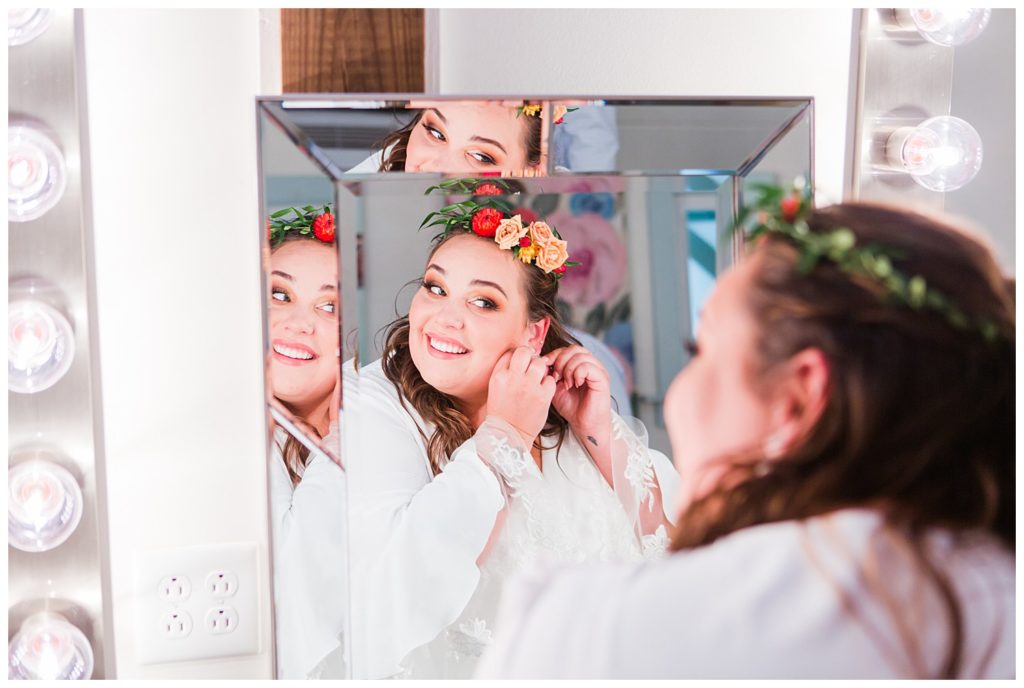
top-left (267, 204), bottom-right (335, 245)
top-left (419, 178), bottom-right (578, 278)
top-left (517, 103), bottom-right (577, 125)
top-left (737, 181), bottom-right (1001, 343)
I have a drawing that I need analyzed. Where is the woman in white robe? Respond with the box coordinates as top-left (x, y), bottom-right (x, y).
top-left (268, 425), bottom-right (347, 679)
top-left (266, 215), bottom-right (348, 678)
top-left (476, 200), bottom-right (1016, 679)
top-left (346, 219), bottom-right (678, 679)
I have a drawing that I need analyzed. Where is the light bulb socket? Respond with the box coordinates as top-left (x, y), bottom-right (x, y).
top-left (875, 116), bottom-right (983, 192)
top-left (8, 299), bottom-right (76, 395)
top-left (8, 611), bottom-right (94, 680)
top-left (890, 8), bottom-right (921, 31)
top-left (8, 8), bottom-right (53, 47)
top-left (8, 458), bottom-right (84, 553)
top-left (8, 124), bottom-right (69, 223)
top-left (887, 7), bottom-right (992, 47)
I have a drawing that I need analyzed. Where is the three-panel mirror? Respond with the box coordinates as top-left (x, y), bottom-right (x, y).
top-left (257, 96), bottom-right (812, 679)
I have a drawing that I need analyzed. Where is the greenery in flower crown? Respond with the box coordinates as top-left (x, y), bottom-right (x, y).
top-left (735, 181), bottom-right (1000, 344)
top-left (423, 177), bottom-right (516, 197)
top-left (268, 203), bottom-right (335, 246)
top-left (419, 178), bottom-right (579, 279)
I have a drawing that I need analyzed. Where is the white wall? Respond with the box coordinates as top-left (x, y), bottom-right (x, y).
top-left (83, 9), bottom-right (274, 678)
top-left (438, 9), bottom-right (855, 201)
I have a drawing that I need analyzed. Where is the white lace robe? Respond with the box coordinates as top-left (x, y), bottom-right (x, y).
top-left (346, 358), bottom-right (678, 679)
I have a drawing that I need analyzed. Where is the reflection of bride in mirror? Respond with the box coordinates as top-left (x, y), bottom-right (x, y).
top-left (349, 102), bottom-right (544, 174)
top-left (348, 190), bottom-right (677, 679)
top-left (265, 206), bottom-right (347, 679)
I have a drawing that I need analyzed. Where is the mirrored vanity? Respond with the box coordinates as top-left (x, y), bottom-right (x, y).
top-left (256, 95), bottom-right (812, 679)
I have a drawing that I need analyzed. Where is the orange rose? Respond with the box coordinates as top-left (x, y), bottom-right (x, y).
top-left (528, 221), bottom-right (556, 247)
top-left (535, 237), bottom-right (569, 273)
top-left (494, 215), bottom-right (527, 250)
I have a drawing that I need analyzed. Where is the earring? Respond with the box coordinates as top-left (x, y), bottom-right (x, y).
top-left (762, 433), bottom-right (786, 460)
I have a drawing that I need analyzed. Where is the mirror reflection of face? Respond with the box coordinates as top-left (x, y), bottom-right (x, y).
top-left (662, 257), bottom-right (774, 513)
top-left (408, 235), bottom-right (534, 408)
top-left (269, 239), bottom-right (340, 420)
top-left (405, 105), bottom-right (533, 174)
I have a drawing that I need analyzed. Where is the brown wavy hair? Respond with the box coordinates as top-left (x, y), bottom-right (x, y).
top-left (270, 230), bottom-right (338, 486)
top-left (381, 230), bottom-right (578, 475)
top-left (378, 108), bottom-right (543, 172)
top-left (670, 203), bottom-right (1014, 677)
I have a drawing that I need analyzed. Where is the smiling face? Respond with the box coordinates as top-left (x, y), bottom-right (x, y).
top-left (269, 239), bottom-right (339, 419)
top-left (408, 234), bottom-right (548, 413)
top-left (404, 104), bottom-right (534, 174)
top-left (662, 256), bottom-right (776, 513)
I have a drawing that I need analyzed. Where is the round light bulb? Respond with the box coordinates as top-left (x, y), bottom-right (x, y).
top-left (8, 125), bottom-right (68, 223)
top-left (907, 8), bottom-right (991, 47)
top-left (884, 116), bottom-right (983, 192)
top-left (8, 459), bottom-right (84, 552)
top-left (8, 9), bottom-right (52, 46)
top-left (8, 612), bottom-right (93, 680)
top-left (8, 300), bottom-right (76, 394)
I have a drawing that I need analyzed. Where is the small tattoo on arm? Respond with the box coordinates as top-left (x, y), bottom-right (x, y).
top-left (587, 435), bottom-right (599, 447)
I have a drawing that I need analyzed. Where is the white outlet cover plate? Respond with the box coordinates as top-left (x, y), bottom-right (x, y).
top-left (134, 542), bottom-right (261, 665)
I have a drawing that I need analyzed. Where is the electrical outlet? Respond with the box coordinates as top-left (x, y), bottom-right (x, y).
top-left (158, 575), bottom-right (192, 603)
top-left (135, 542), bottom-right (261, 664)
top-left (160, 610), bottom-right (193, 639)
top-left (205, 570), bottom-right (238, 598)
top-left (204, 605), bottom-right (239, 635)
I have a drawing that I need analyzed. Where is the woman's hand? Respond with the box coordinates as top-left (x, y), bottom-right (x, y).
top-left (543, 345), bottom-right (612, 447)
top-left (485, 346), bottom-right (557, 448)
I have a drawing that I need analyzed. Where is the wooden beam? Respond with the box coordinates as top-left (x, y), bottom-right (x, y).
top-left (281, 9), bottom-right (424, 93)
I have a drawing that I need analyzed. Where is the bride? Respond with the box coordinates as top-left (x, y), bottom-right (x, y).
top-left (265, 206), bottom-right (347, 678)
top-left (346, 190), bottom-right (678, 678)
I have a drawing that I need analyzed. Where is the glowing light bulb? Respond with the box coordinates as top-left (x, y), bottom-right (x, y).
top-left (884, 116), bottom-right (983, 192)
top-left (902, 8), bottom-right (992, 47)
top-left (8, 459), bottom-right (83, 552)
top-left (8, 8), bottom-right (52, 46)
top-left (8, 300), bottom-right (75, 394)
top-left (8, 125), bottom-right (68, 222)
top-left (8, 612), bottom-right (93, 680)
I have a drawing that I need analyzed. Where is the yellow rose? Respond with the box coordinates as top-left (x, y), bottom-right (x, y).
top-left (518, 244), bottom-right (538, 263)
top-left (528, 221), bottom-right (556, 247)
top-left (494, 215), bottom-right (527, 250)
top-left (535, 238), bottom-right (569, 273)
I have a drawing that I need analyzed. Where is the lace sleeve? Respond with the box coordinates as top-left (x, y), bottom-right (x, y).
top-left (471, 416), bottom-right (543, 499)
top-left (608, 414), bottom-right (675, 558)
